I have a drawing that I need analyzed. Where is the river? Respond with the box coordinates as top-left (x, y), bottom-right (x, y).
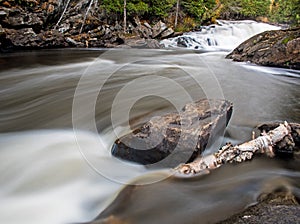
top-left (0, 21), bottom-right (299, 224)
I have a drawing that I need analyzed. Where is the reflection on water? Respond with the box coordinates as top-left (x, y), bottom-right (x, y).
top-left (0, 49), bottom-right (299, 224)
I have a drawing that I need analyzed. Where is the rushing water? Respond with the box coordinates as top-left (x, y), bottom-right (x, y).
top-left (0, 21), bottom-right (299, 224)
top-left (161, 20), bottom-right (280, 50)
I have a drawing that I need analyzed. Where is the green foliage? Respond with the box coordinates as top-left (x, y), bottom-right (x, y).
top-left (127, 1), bottom-right (149, 16)
top-left (239, 0), bottom-right (269, 17)
top-left (144, 0), bottom-right (176, 18)
top-left (281, 36), bottom-right (293, 45)
top-left (219, 0), bottom-right (269, 18)
top-left (182, 0), bottom-right (216, 20)
top-left (100, 0), bottom-right (176, 19)
top-left (101, 0), bottom-right (123, 14)
top-left (174, 16), bottom-right (196, 32)
top-left (269, 0), bottom-right (300, 25)
top-left (219, 0), bottom-right (300, 25)
top-left (99, 0), bottom-right (300, 27)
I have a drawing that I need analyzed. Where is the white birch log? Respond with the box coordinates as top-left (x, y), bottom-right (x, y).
top-left (176, 121), bottom-right (291, 175)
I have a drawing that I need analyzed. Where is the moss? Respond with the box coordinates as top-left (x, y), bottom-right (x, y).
top-left (281, 36), bottom-right (294, 45)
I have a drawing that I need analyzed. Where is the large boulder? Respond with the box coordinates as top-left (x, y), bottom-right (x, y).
top-left (111, 99), bottom-right (233, 167)
top-left (226, 27), bottom-right (300, 70)
top-left (152, 20), bottom-right (168, 38)
top-left (1, 28), bottom-right (69, 50)
top-left (160, 27), bottom-right (174, 39)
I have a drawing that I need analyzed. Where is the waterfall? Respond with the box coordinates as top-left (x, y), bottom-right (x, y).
top-left (161, 20), bottom-right (280, 51)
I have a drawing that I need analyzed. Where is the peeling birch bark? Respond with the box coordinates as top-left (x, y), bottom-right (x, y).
top-left (176, 121), bottom-right (292, 175)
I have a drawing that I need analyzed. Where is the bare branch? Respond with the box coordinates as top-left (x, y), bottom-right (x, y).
top-left (80, 0), bottom-right (95, 34)
top-left (54, 0), bottom-right (71, 30)
top-left (176, 121), bottom-right (291, 175)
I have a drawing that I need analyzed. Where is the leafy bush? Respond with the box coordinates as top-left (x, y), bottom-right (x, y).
top-left (269, 0), bottom-right (300, 25)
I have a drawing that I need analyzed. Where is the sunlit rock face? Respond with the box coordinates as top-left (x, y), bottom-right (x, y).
top-left (112, 99), bottom-right (233, 167)
top-left (227, 28), bottom-right (300, 70)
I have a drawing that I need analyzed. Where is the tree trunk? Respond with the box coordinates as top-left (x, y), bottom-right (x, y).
top-left (176, 122), bottom-right (292, 175)
top-left (123, 0), bottom-right (127, 33)
top-left (174, 0), bottom-right (180, 28)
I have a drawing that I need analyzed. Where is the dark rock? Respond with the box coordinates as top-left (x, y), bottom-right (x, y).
top-left (140, 25), bottom-right (152, 39)
top-left (131, 17), bottom-right (152, 39)
top-left (144, 39), bottom-right (161, 48)
top-left (37, 30), bottom-right (69, 48)
top-left (4, 28), bottom-right (38, 48)
top-left (111, 99), bottom-right (233, 166)
top-left (0, 28), bottom-right (69, 51)
top-left (177, 36), bottom-right (189, 47)
top-left (152, 20), bottom-right (168, 38)
top-left (160, 27), bottom-right (174, 39)
top-left (218, 190), bottom-right (300, 224)
top-left (0, 1), bottom-right (175, 50)
top-left (1, 7), bottom-right (43, 32)
top-left (119, 37), bottom-right (162, 49)
top-left (226, 27), bottom-right (300, 70)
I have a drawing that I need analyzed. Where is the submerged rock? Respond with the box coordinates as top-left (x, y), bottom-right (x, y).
top-left (226, 27), bottom-right (300, 70)
top-left (111, 99), bottom-right (233, 167)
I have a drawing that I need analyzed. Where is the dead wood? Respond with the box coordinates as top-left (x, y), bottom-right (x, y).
top-left (176, 121), bottom-right (294, 175)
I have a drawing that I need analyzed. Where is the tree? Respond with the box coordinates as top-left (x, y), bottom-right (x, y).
top-left (181, 0), bottom-right (216, 21)
top-left (270, 0), bottom-right (300, 25)
top-left (175, 0), bottom-right (180, 28)
top-left (124, 0), bottom-right (126, 32)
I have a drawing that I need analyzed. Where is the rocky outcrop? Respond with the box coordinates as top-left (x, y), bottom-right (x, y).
top-left (0, 0), bottom-right (175, 51)
top-left (226, 27), bottom-right (300, 70)
top-left (111, 99), bottom-right (233, 167)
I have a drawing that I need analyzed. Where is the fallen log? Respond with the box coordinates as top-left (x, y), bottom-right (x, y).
top-left (257, 122), bottom-right (300, 158)
top-left (176, 121), bottom-right (295, 175)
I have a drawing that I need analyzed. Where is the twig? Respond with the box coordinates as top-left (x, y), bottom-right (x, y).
top-left (176, 121), bottom-right (291, 175)
top-left (54, 0), bottom-right (71, 30)
top-left (80, 0), bottom-right (94, 34)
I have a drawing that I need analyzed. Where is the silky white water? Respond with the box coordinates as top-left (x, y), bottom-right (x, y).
top-left (0, 21), bottom-right (299, 224)
top-left (161, 20), bottom-right (280, 50)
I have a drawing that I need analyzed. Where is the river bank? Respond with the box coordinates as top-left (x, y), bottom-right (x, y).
top-left (0, 0), bottom-right (292, 53)
top-left (0, 0), bottom-right (182, 51)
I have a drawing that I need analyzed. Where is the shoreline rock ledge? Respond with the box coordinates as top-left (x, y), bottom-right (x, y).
top-left (226, 27), bottom-right (300, 70)
top-left (111, 99), bottom-right (233, 167)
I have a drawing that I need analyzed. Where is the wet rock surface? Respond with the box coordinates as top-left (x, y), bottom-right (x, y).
top-left (111, 99), bottom-right (233, 167)
top-left (226, 27), bottom-right (300, 70)
top-left (0, 1), bottom-right (175, 51)
top-left (218, 190), bottom-right (300, 224)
